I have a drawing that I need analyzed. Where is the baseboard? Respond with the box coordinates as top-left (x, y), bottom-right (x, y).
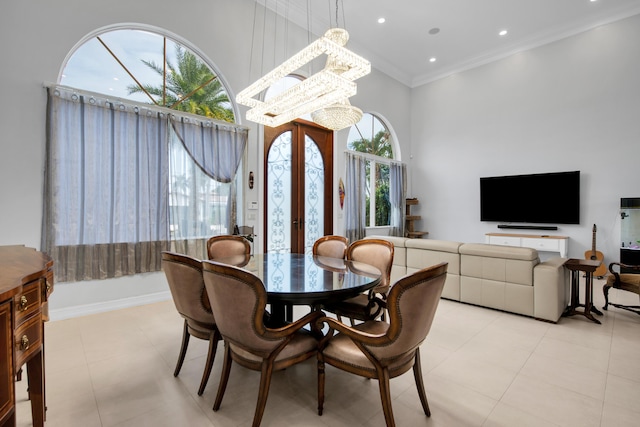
top-left (49, 290), bottom-right (172, 321)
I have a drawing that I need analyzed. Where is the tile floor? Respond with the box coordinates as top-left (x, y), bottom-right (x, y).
top-left (16, 278), bottom-right (640, 427)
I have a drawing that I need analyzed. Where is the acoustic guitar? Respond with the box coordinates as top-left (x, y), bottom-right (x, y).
top-left (585, 224), bottom-right (607, 277)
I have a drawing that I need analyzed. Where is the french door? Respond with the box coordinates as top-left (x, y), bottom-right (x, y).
top-left (264, 120), bottom-right (333, 253)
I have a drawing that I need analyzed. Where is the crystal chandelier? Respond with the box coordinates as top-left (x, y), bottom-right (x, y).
top-left (237, 6), bottom-right (370, 128)
top-left (311, 98), bottom-right (363, 130)
top-left (311, 28), bottom-right (363, 130)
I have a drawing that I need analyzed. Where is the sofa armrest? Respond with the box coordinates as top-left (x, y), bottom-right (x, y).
top-left (533, 257), bottom-right (569, 322)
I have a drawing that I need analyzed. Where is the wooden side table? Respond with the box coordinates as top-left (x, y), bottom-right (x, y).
top-left (563, 258), bottom-right (603, 324)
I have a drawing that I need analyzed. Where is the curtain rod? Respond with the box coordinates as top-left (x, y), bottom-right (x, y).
top-left (44, 82), bottom-right (250, 132)
top-left (344, 150), bottom-right (405, 166)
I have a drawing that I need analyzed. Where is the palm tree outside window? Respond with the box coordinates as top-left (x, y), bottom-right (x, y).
top-left (347, 113), bottom-right (394, 227)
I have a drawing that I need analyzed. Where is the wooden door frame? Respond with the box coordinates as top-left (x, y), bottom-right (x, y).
top-left (263, 118), bottom-right (333, 253)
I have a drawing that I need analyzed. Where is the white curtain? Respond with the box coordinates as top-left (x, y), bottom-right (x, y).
top-left (389, 162), bottom-right (407, 237)
top-left (43, 85), bottom-right (247, 282)
top-left (168, 117), bottom-right (247, 257)
top-left (344, 152), bottom-right (366, 242)
top-left (344, 152), bottom-right (407, 241)
top-left (43, 86), bottom-right (170, 282)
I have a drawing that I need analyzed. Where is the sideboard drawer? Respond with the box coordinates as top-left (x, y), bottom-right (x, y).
top-left (523, 238), bottom-right (560, 252)
top-left (14, 313), bottom-right (43, 369)
top-left (14, 280), bottom-right (41, 325)
top-left (0, 301), bottom-right (14, 425)
top-left (488, 236), bottom-right (521, 246)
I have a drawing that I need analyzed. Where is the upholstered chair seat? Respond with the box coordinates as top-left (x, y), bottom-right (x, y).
top-left (202, 260), bottom-right (323, 427)
top-left (162, 251), bottom-right (220, 396)
top-left (317, 263), bottom-right (448, 427)
top-left (226, 332), bottom-right (318, 366)
top-left (322, 238), bottom-right (394, 323)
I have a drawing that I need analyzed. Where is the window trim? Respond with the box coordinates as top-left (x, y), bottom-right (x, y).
top-left (57, 22), bottom-right (243, 126)
top-left (346, 111), bottom-right (401, 228)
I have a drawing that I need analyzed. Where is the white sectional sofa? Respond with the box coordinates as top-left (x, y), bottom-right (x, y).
top-left (367, 236), bottom-right (569, 322)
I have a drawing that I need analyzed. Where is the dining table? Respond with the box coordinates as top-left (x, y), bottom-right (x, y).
top-left (212, 252), bottom-right (381, 325)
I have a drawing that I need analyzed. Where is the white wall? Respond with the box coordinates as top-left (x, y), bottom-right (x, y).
top-left (0, 0), bottom-right (412, 318)
top-left (4, 1), bottom-right (636, 319)
top-left (332, 68), bottom-right (412, 233)
top-left (410, 14), bottom-right (640, 262)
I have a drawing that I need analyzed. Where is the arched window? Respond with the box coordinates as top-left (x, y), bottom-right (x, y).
top-left (44, 25), bottom-right (247, 282)
top-left (347, 113), bottom-right (396, 227)
top-left (61, 27), bottom-right (235, 122)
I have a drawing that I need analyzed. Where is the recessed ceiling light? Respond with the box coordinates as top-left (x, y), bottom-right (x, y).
top-left (429, 57), bottom-right (437, 63)
top-left (377, 17), bottom-right (385, 24)
top-left (499, 29), bottom-right (508, 36)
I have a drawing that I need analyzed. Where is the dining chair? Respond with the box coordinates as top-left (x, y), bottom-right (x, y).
top-left (317, 262), bottom-right (448, 427)
top-left (206, 234), bottom-right (251, 260)
top-left (201, 260), bottom-right (323, 427)
top-left (602, 262), bottom-right (640, 315)
top-left (312, 235), bottom-right (349, 259)
top-left (322, 238), bottom-right (394, 323)
top-left (161, 251), bottom-right (221, 396)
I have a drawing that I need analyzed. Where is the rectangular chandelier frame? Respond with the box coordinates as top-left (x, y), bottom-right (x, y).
top-left (237, 30), bottom-right (371, 128)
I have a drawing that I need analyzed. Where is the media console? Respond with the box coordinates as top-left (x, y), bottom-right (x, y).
top-left (486, 233), bottom-right (569, 257)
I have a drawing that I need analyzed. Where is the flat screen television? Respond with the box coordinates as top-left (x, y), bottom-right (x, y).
top-left (480, 171), bottom-right (580, 224)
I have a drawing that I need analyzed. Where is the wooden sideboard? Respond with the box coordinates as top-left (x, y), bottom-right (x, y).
top-left (0, 246), bottom-right (53, 427)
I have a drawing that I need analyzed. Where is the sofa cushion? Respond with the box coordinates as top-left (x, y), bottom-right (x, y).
top-left (461, 255), bottom-right (537, 285)
top-left (406, 239), bottom-right (462, 253)
top-left (459, 243), bottom-right (538, 261)
top-left (406, 240), bottom-right (462, 276)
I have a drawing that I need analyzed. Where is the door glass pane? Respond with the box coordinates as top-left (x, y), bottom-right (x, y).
top-left (267, 131), bottom-right (292, 253)
top-left (304, 136), bottom-right (324, 253)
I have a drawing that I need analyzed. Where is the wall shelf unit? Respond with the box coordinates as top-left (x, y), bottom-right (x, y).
top-left (406, 198), bottom-right (428, 239)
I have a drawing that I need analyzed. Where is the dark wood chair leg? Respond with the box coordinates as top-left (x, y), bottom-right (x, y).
top-left (602, 283), bottom-right (613, 311)
top-left (285, 304), bottom-right (294, 323)
top-left (197, 330), bottom-right (220, 396)
top-left (377, 368), bottom-right (395, 427)
top-left (317, 356), bottom-right (325, 415)
top-left (174, 320), bottom-right (190, 377)
top-left (213, 344), bottom-right (233, 411)
top-left (252, 362), bottom-right (274, 427)
top-left (412, 349), bottom-right (431, 417)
